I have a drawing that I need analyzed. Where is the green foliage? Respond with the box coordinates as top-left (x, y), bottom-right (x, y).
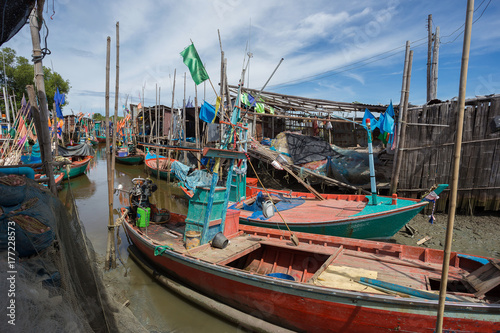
top-left (92, 113), bottom-right (104, 121)
top-left (1, 47), bottom-right (70, 113)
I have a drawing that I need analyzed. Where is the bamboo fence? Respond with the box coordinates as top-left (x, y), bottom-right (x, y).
top-left (396, 96), bottom-right (500, 212)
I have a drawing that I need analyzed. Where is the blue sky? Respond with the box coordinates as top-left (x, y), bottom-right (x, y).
top-left (4, 0), bottom-right (500, 116)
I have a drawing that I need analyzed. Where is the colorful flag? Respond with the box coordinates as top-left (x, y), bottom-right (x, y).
top-left (362, 108), bottom-right (378, 129)
top-left (380, 112), bottom-right (394, 135)
top-left (137, 102), bottom-right (142, 110)
top-left (180, 43), bottom-right (209, 85)
top-left (386, 100), bottom-right (394, 118)
top-left (54, 87), bottom-right (65, 119)
top-left (200, 100), bottom-right (217, 123)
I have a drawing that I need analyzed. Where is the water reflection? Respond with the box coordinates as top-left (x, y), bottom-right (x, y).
top-left (61, 174), bottom-right (96, 199)
top-left (59, 146), bottom-right (238, 332)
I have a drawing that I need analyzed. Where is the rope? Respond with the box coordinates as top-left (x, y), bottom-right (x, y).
top-left (154, 245), bottom-right (173, 256)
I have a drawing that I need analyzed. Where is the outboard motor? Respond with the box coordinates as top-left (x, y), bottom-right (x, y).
top-left (128, 177), bottom-right (157, 220)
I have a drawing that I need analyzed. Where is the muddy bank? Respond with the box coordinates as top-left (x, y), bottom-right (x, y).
top-left (391, 211), bottom-right (500, 259)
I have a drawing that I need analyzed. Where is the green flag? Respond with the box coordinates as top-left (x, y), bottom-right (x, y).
top-left (180, 43), bottom-right (209, 85)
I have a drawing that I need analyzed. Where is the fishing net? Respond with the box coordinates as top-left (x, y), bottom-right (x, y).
top-left (0, 173), bottom-right (147, 332)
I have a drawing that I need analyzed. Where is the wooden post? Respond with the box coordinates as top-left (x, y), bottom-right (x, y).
top-left (436, 1), bottom-right (473, 331)
top-left (390, 41), bottom-right (410, 194)
top-left (52, 102), bottom-right (58, 156)
top-left (167, 70), bottom-right (176, 183)
top-left (390, 50), bottom-right (413, 194)
top-left (431, 26), bottom-right (440, 100)
top-left (142, 86), bottom-right (145, 142)
top-left (182, 72), bottom-right (187, 162)
top-left (155, 84), bottom-right (159, 179)
top-left (427, 14), bottom-right (433, 103)
top-left (28, 9), bottom-right (56, 195)
top-left (2, 87), bottom-right (11, 131)
top-left (104, 36), bottom-right (115, 271)
top-left (195, 83), bottom-right (200, 169)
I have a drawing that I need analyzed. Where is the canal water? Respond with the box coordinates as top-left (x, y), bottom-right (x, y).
top-left (58, 145), bottom-right (242, 332)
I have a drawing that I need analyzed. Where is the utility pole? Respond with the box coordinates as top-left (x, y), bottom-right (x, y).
top-left (431, 26), bottom-right (440, 100)
top-left (427, 14), bottom-right (433, 103)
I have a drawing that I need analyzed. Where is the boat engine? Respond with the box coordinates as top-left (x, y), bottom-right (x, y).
top-left (128, 177), bottom-right (157, 220)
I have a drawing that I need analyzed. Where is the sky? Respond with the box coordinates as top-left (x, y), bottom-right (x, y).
top-left (3, 0), bottom-right (500, 117)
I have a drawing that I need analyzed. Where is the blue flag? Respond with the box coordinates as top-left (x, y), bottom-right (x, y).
top-left (54, 88), bottom-right (65, 119)
top-left (200, 101), bottom-right (216, 123)
top-left (380, 112), bottom-right (394, 134)
top-left (248, 93), bottom-right (256, 106)
top-left (386, 100), bottom-right (394, 118)
top-left (362, 108), bottom-right (378, 129)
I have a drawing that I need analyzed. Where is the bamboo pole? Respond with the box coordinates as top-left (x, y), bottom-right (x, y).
top-left (52, 102), bottom-right (58, 156)
top-left (436, 1), bottom-right (474, 331)
top-left (104, 36), bottom-right (114, 271)
top-left (167, 69), bottom-right (176, 183)
top-left (195, 83), bottom-right (200, 169)
top-left (390, 41), bottom-right (410, 194)
top-left (182, 72), bottom-right (187, 162)
top-left (390, 50), bottom-right (413, 194)
top-left (155, 85), bottom-right (159, 179)
top-left (28, 9), bottom-right (56, 194)
top-left (3, 87), bottom-right (11, 131)
top-left (142, 86), bottom-right (145, 142)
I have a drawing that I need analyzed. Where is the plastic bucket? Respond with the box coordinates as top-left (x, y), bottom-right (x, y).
top-left (211, 232), bottom-right (228, 249)
top-left (267, 273), bottom-right (295, 281)
top-left (185, 230), bottom-right (201, 249)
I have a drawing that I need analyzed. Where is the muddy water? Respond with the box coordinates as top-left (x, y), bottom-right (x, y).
top-left (59, 146), bottom-right (240, 332)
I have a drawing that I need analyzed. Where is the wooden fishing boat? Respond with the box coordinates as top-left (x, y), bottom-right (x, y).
top-left (229, 181), bottom-right (448, 240)
top-left (123, 207), bottom-right (500, 333)
top-left (35, 171), bottom-right (65, 187)
top-left (144, 152), bottom-right (178, 180)
top-left (60, 155), bottom-right (93, 179)
top-left (115, 148), bottom-right (145, 165)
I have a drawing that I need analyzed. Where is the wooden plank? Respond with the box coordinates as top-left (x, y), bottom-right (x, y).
top-left (459, 105), bottom-right (475, 211)
top-left (464, 260), bottom-right (500, 297)
top-left (308, 245), bottom-right (344, 283)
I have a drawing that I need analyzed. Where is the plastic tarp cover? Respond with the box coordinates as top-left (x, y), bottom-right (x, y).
top-left (285, 133), bottom-right (339, 165)
top-left (171, 161), bottom-right (212, 191)
top-left (57, 143), bottom-right (95, 157)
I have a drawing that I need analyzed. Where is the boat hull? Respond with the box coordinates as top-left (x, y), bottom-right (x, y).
top-left (116, 152), bottom-right (145, 165)
top-left (145, 156), bottom-right (178, 180)
top-left (241, 199), bottom-right (428, 240)
top-left (62, 156), bottom-right (92, 179)
top-left (124, 223), bottom-right (499, 333)
top-left (236, 184), bottom-right (447, 240)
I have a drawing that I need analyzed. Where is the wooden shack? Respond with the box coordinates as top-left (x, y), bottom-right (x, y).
top-left (229, 87), bottom-right (500, 213)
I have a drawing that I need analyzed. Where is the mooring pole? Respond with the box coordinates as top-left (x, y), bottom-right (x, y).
top-left (28, 9), bottom-right (56, 195)
top-left (104, 35), bottom-right (115, 270)
top-left (436, 1), bottom-right (473, 331)
top-left (365, 119), bottom-right (377, 205)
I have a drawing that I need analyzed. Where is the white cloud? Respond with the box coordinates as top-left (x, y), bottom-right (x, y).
top-left (2, 0), bottom-right (499, 114)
